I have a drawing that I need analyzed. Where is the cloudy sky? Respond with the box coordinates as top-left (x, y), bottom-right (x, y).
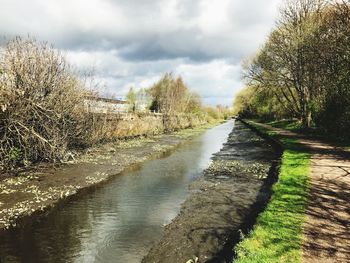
top-left (0, 0), bottom-right (281, 105)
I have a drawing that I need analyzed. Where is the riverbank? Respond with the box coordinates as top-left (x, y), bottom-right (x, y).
top-left (0, 121), bottom-right (223, 231)
top-left (234, 120), bottom-right (310, 262)
top-left (235, 120), bottom-right (350, 262)
top-left (143, 120), bottom-right (279, 263)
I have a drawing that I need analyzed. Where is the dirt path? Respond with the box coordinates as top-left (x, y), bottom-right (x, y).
top-left (252, 122), bottom-right (350, 262)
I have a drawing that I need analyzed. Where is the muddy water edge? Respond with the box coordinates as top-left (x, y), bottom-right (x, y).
top-left (0, 122), bottom-right (225, 231)
top-left (0, 120), bottom-right (281, 263)
top-left (143, 120), bottom-right (281, 263)
top-left (0, 121), bottom-right (234, 262)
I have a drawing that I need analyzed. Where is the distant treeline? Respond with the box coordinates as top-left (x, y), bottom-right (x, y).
top-left (0, 37), bottom-right (231, 169)
top-left (125, 73), bottom-right (231, 121)
top-left (234, 0), bottom-right (350, 137)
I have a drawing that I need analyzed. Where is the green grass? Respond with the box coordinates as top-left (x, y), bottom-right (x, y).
top-left (234, 123), bottom-right (311, 263)
top-left (266, 119), bottom-right (302, 132)
top-left (266, 119), bottom-right (350, 149)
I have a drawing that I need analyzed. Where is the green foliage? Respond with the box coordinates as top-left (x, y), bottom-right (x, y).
top-left (236, 0), bottom-right (350, 138)
top-left (126, 87), bottom-right (137, 103)
top-left (315, 93), bottom-right (350, 137)
top-left (267, 120), bottom-right (303, 133)
top-left (235, 126), bottom-right (310, 263)
top-left (9, 147), bottom-right (22, 162)
top-left (126, 87), bottom-right (137, 112)
top-left (186, 92), bottom-right (202, 115)
top-left (202, 105), bottom-right (232, 122)
top-left (233, 86), bottom-right (290, 121)
top-left (205, 106), bottom-right (220, 119)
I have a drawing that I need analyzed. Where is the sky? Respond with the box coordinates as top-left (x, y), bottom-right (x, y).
top-left (0, 0), bottom-right (281, 106)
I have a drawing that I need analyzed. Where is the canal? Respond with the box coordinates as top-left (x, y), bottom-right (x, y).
top-left (0, 121), bottom-right (235, 263)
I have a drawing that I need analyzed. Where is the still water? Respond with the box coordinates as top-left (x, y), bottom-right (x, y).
top-left (0, 121), bottom-right (234, 263)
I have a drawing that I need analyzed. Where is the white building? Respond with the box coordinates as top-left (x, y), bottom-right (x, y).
top-left (84, 97), bottom-right (130, 114)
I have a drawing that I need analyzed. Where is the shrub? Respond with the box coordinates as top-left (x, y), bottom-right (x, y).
top-left (0, 37), bottom-right (89, 169)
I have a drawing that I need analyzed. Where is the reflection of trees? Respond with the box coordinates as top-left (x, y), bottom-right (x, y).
top-left (0, 196), bottom-right (94, 262)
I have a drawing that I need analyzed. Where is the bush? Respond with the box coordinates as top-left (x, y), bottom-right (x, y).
top-left (0, 37), bottom-right (89, 169)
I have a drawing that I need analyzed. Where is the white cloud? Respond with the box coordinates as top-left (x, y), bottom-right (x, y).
top-left (175, 60), bottom-right (241, 98)
top-left (0, 0), bottom-right (282, 105)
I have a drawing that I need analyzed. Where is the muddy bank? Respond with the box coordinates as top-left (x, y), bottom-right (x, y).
top-left (0, 123), bottom-right (221, 231)
top-left (143, 121), bottom-right (279, 263)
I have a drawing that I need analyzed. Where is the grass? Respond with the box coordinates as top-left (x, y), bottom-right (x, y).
top-left (266, 119), bottom-right (302, 132)
top-left (266, 119), bottom-right (350, 149)
top-left (172, 120), bottom-right (225, 138)
top-left (234, 122), bottom-right (311, 263)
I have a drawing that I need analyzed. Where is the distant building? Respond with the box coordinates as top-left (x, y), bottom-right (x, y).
top-left (137, 102), bottom-right (149, 112)
top-left (84, 97), bottom-right (130, 114)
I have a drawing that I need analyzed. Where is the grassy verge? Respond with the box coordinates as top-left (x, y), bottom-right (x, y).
top-left (172, 120), bottom-right (225, 138)
top-left (234, 122), bottom-right (311, 263)
top-left (266, 119), bottom-right (350, 150)
top-left (266, 119), bottom-right (302, 132)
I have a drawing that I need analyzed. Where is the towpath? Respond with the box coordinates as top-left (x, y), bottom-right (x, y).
top-left (252, 122), bottom-right (350, 263)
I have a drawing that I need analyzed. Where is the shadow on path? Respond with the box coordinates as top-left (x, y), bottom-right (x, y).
top-left (254, 122), bottom-right (350, 262)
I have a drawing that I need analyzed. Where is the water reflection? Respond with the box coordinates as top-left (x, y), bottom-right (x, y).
top-left (0, 121), bottom-right (234, 263)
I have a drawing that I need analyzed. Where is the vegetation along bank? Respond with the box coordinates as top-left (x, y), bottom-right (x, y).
top-left (234, 0), bottom-right (350, 140)
top-left (234, 120), bottom-right (310, 263)
top-left (232, 1), bottom-right (350, 260)
top-left (0, 122), bottom-right (225, 231)
top-left (235, 119), bottom-right (350, 262)
top-left (0, 37), bottom-right (231, 172)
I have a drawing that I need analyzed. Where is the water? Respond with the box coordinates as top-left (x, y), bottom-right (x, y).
top-left (0, 121), bottom-right (234, 263)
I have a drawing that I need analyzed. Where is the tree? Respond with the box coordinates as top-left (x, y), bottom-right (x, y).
top-left (239, 0), bottom-right (350, 136)
top-left (148, 73), bottom-right (192, 114)
top-left (245, 0), bottom-right (325, 128)
top-left (126, 87), bottom-right (137, 112)
top-left (185, 92), bottom-right (202, 115)
top-left (312, 0), bottom-right (350, 135)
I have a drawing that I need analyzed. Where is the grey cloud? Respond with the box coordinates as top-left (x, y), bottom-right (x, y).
top-left (0, 0), bottom-right (281, 105)
top-left (0, 0), bottom-right (280, 62)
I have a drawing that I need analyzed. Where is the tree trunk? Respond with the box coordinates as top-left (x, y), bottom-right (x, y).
top-left (300, 100), bottom-right (312, 129)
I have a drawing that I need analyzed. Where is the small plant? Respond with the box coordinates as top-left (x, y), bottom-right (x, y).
top-left (9, 147), bottom-right (22, 162)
